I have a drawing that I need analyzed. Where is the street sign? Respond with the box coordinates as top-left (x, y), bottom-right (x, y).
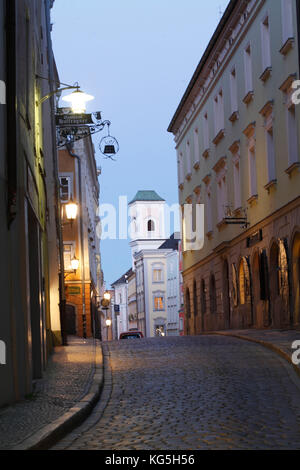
top-left (55, 113), bottom-right (94, 127)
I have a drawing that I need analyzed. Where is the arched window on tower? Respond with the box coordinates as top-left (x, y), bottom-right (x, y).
top-left (147, 219), bottom-right (155, 232)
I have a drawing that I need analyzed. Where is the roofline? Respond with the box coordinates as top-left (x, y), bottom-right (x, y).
top-left (167, 0), bottom-right (238, 134)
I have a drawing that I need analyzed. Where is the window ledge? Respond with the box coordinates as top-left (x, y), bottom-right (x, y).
top-left (229, 111), bottom-right (239, 123)
top-left (217, 218), bottom-right (227, 230)
top-left (260, 67), bottom-right (272, 83)
top-left (193, 161), bottom-right (200, 171)
top-left (179, 183), bottom-right (184, 191)
top-left (212, 129), bottom-right (225, 146)
top-left (247, 194), bottom-right (258, 206)
top-left (279, 37), bottom-right (294, 56)
top-left (243, 91), bottom-right (254, 105)
top-left (264, 179), bottom-right (277, 193)
top-left (186, 173), bottom-right (192, 182)
top-left (285, 162), bottom-right (300, 176)
top-left (202, 148), bottom-right (210, 159)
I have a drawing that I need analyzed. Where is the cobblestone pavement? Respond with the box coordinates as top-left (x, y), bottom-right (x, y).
top-left (0, 336), bottom-right (96, 450)
top-left (53, 335), bottom-right (300, 450)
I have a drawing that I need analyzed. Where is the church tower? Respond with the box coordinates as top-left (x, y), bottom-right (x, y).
top-left (128, 190), bottom-right (167, 269)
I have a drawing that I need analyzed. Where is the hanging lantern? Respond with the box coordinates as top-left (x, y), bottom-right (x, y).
top-left (62, 89), bottom-right (94, 114)
top-left (99, 123), bottom-right (119, 159)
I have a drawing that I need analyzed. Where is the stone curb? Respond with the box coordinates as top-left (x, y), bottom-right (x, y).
top-left (207, 331), bottom-right (300, 379)
top-left (12, 340), bottom-right (104, 451)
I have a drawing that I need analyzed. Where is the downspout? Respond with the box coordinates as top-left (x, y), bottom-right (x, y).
top-left (297, 0), bottom-right (300, 77)
top-left (66, 143), bottom-right (87, 339)
top-left (44, 0), bottom-right (67, 345)
top-left (6, 0), bottom-right (17, 229)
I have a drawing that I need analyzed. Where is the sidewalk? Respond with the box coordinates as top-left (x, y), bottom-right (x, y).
top-left (0, 336), bottom-right (103, 450)
top-left (210, 329), bottom-right (300, 374)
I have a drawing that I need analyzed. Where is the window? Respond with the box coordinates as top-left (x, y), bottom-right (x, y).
top-left (213, 90), bottom-right (224, 137)
top-left (239, 258), bottom-right (251, 305)
top-left (186, 141), bottom-right (192, 176)
top-left (178, 151), bottom-right (184, 186)
top-left (244, 44), bottom-right (253, 95)
top-left (287, 104), bottom-right (298, 167)
top-left (261, 16), bottom-right (271, 72)
top-left (153, 268), bottom-right (163, 283)
top-left (154, 295), bottom-right (164, 311)
top-left (281, 0), bottom-right (294, 46)
top-left (204, 180), bottom-right (213, 234)
top-left (59, 176), bottom-right (72, 202)
top-left (193, 129), bottom-right (200, 167)
top-left (203, 113), bottom-right (210, 152)
top-left (232, 264), bottom-right (238, 307)
top-left (243, 124), bottom-right (257, 199)
top-left (201, 279), bottom-right (206, 315)
top-left (147, 219), bottom-right (155, 232)
top-left (209, 274), bottom-right (217, 314)
top-left (214, 159), bottom-right (227, 223)
top-left (230, 67), bottom-right (238, 115)
top-left (64, 243), bottom-right (75, 271)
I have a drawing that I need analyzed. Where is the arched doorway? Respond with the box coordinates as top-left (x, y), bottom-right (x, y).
top-left (222, 259), bottom-right (230, 328)
top-left (238, 257), bottom-right (252, 327)
top-left (66, 304), bottom-right (77, 335)
top-left (292, 232), bottom-right (300, 326)
top-left (193, 280), bottom-right (198, 335)
top-left (269, 240), bottom-right (290, 328)
top-left (209, 274), bottom-right (217, 315)
top-left (185, 288), bottom-right (191, 335)
top-left (201, 279), bottom-right (206, 332)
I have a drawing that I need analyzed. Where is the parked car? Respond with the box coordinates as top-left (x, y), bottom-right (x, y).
top-left (119, 330), bottom-right (144, 340)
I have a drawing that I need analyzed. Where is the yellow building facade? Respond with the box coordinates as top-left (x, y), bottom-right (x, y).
top-left (168, 0), bottom-right (300, 333)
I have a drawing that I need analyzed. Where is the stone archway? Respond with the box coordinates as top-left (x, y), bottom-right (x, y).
top-left (269, 240), bottom-right (290, 328)
top-left (222, 259), bottom-right (230, 329)
top-left (193, 280), bottom-right (198, 335)
top-left (185, 288), bottom-right (191, 336)
top-left (292, 232), bottom-right (300, 326)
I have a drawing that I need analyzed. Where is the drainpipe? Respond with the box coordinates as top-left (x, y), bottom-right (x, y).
top-left (297, 0), bottom-right (300, 77)
top-left (66, 143), bottom-right (87, 339)
top-left (6, 0), bottom-right (17, 229)
top-left (44, 0), bottom-right (67, 346)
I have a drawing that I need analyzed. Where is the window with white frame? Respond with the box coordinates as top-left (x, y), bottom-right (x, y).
top-left (153, 266), bottom-right (163, 283)
top-left (261, 15), bottom-right (271, 71)
top-left (230, 67), bottom-right (238, 115)
top-left (186, 140), bottom-right (192, 175)
top-left (281, 0), bottom-right (294, 45)
top-left (178, 151), bottom-right (184, 186)
top-left (263, 106), bottom-right (276, 183)
top-left (248, 131), bottom-right (257, 198)
top-left (63, 243), bottom-right (75, 271)
top-left (230, 142), bottom-right (242, 210)
top-left (59, 176), bottom-right (72, 202)
top-left (203, 113), bottom-right (210, 152)
top-left (204, 180), bottom-right (213, 234)
top-left (153, 292), bottom-right (165, 311)
top-left (213, 90), bottom-right (224, 136)
top-left (214, 161), bottom-right (228, 223)
top-left (244, 44), bottom-right (253, 95)
top-left (286, 102), bottom-right (298, 167)
top-left (193, 128), bottom-right (200, 166)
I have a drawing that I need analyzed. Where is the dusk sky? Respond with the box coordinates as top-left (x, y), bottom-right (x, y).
top-left (52, 0), bottom-right (230, 288)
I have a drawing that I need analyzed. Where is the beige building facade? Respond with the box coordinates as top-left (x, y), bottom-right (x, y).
top-left (168, 0), bottom-right (300, 333)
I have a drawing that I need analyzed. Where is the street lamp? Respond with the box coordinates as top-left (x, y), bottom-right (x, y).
top-left (62, 89), bottom-right (95, 114)
top-left (65, 199), bottom-right (78, 221)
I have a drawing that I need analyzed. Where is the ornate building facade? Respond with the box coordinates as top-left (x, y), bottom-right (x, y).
top-left (168, 0), bottom-right (300, 333)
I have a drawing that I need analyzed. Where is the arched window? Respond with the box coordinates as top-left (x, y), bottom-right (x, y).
top-left (232, 263), bottom-right (238, 307)
top-left (193, 280), bottom-right (198, 318)
top-left (201, 279), bottom-right (206, 315)
top-left (209, 274), bottom-right (217, 314)
top-left (147, 219), bottom-right (155, 232)
top-left (239, 257), bottom-right (251, 305)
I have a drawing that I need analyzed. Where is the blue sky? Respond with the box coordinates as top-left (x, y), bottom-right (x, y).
top-left (52, 0), bottom-right (230, 288)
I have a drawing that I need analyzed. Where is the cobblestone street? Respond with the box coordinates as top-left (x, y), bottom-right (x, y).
top-left (52, 335), bottom-right (300, 450)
